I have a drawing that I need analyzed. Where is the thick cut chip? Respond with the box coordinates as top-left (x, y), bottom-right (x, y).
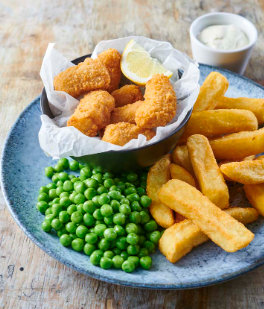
top-left (147, 155), bottom-right (174, 228)
top-left (216, 96), bottom-right (264, 125)
top-left (159, 179), bottom-right (254, 252)
top-left (149, 201), bottom-right (175, 228)
top-left (220, 159), bottom-right (264, 184)
top-left (210, 128), bottom-right (264, 161)
top-left (187, 134), bottom-right (229, 209)
top-left (171, 145), bottom-right (193, 174)
top-left (169, 163), bottom-right (196, 187)
top-left (179, 109), bottom-right (258, 143)
top-left (244, 184), bottom-right (264, 216)
top-left (159, 207), bottom-right (258, 263)
top-left (193, 72), bottom-right (228, 112)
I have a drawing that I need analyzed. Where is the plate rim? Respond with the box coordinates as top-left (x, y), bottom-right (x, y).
top-left (1, 64), bottom-right (264, 290)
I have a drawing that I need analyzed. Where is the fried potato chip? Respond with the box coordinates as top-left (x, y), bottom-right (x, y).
top-left (187, 134), bottom-right (229, 209)
top-left (210, 128), bottom-right (264, 161)
top-left (169, 163), bottom-right (196, 187)
top-left (244, 183), bottom-right (264, 216)
top-left (159, 207), bottom-right (258, 263)
top-left (149, 201), bottom-right (175, 228)
top-left (147, 155), bottom-right (174, 228)
top-left (220, 159), bottom-right (264, 184)
top-left (159, 179), bottom-right (254, 252)
top-left (179, 109), bottom-right (258, 143)
top-left (243, 155), bottom-right (256, 161)
top-left (216, 96), bottom-right (264, 125)
top-left (171, 145), bottom-right (193, 174)
top-left (193, 72), bottom-right (228, 112)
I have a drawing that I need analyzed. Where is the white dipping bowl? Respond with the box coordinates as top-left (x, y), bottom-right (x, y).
top-left (190, 12), bottom-right (257, 74)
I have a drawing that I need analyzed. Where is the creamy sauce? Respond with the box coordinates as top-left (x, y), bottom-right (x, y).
top-left (198, 24), bottom-right (249, 50)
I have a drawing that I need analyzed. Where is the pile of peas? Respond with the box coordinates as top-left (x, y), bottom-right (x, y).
top-left (36, 158), bottom-right (162, 273)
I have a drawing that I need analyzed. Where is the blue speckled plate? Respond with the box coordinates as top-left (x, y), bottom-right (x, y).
top-left (2, 64), bottom-right (264, 290)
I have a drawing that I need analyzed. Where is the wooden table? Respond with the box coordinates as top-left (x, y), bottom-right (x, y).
top-left (1, 0), bottom-right (264, 308)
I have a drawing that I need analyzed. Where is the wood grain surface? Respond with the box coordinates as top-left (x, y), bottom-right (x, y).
top-left (1, 0), bottom-right (264, 308)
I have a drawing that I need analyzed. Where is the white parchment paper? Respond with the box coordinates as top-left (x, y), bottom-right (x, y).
top-left (39, 36), bottom-right (200, 159)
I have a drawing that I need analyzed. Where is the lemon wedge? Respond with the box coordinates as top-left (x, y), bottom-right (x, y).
top-left (121, 39), bottom-right (173, 86)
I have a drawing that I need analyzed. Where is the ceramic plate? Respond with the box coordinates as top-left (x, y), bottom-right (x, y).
top-left (2, 64), bottom-right (264, 289)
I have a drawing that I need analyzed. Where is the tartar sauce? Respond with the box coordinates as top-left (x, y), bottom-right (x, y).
top-left (198, 24), bottom-right (249, 50)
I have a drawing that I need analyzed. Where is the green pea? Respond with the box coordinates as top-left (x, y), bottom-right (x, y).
top-left (94, 224), bottom-right (107, 237)
top-left (47, 182), bottom-right (57, 190)
top-left (84, 178), bottom-right (99, 189)
top-left (48, 189), bottom-right (56, 200)
top-left (137, 187), bottom-right (145, 196)
top-left (77, 204), bottom-right (85, 214)
top-left (144, 220), bottom-right (158, 232)
top-left (98, 193), bottom-right (110, 206)
top-left (41, 220), bottom-right (51, 232)
top-left (65, 222), bottom-right (77, 234)
top-left (85, 233), bottom-right (98, 244)
top-left (60, 197), bottom-right (71, 208)
top-left (116, 237), bottom-right (127, 250)
top-left (98, 238), bottom-right (111, 251)
top-left (83, 213), bottom-right (95, 227)
top-left (120, 198), bottom-right (130, 205)
top-left (110, 200), bottom-right (120, 213)
top-left (97, 186), bottom-right (108, 195)
top-left (126, 223), bottom-right (138, 234)
top-left (69, 192), bottom-right (77, 202)
top-left (71, 211), bottom-right (83, 224)
top-left (67, 204), bottom-right (77, 215)
top-left (80, 167), bottom-right (92, 180)
top-left (113, 248), bottom-right (121, 255)
top-left (60, 234), bottom-right (71, 247)
top-left (83, 201), bottom-right (96, 214)
top-left (127, 173), bottom-right (138, 182)
top-left (127, 244), bottom-right (140, 255)
top-left (131, 201), bottom-right (142, 212)
top-left (127, 193), bottom-right (140, 202)
top-left (114, 225), bottom-right (125, 236)
top-left (93, 209), bottom-right (103, 220)
top-left (74, 181), bottom-right (86, 193)
top-left (124, 187), bottom-right (137, 195)
top-left (109, 190), bottom-right (122, 201)
top-left (112, 255), bottom-right (124, 269)
top-left (84, 188), bottom-right (97, 200)
top-left (45, 214), bottom-right (55, 223)
top-left (52, 203), bottom-right (62, 216)
top-left (140, 256), bottom-right (152, 270)
top-left (140, 195), bottom-right (152, 208)
top-left (119, 204), bottom-right (131, 215)
top-left (59, 211), bottom-right (70, 223)
top-left (57, 228), bottom-right (67, 237)
top-left (79, 163), bottom-right (85, 169)
top-left (113, 213), bottom-right (126, 225)
top-left (100, 257), bottom-right (112, 269)
top-left (56, 186), bottom-right (64, 196)
top-left (36, 201), bottom-right (48, 213)
top-left (117, 182), bottom-right (126, 191)
top-left (69, 160), bottom-right (79, 171)
top-left (83, 243), bottom-right (96, 256)
top-left (144, 241), bottom-right (155, 254)
top-left (51, 218), bottom-right (63, 231)
top-left (120, 251), bottom-right (129, 260)
top-left (127, 233), bottom-right (139, 245)
top-left (45, 166), bottom-right (54, 178)
top-left (73, 193), bottom-right (85, 204)
top-left (140, 210), bottom-right (150, 224)
top-left (149, 231), bottom-right (161, 244)
top-left (38, 192), bottom-right (49, 202)
top-left (54, 163), bottom-right (64, 172)
top-left (100, 204), bottom-right (113, 217)
top-left (58, 158), bottom-right (69, 169)
top-left (104, 228), bottom-right (117, 241)
top-left (51, 173), bottom-right (60, 183)
top-left (76, 225), bottom-right (89, 239)
top-left (62, 180), bottom-right (73, 192)
top-left (69, 233), bottom-right (77, 240)
top-left (139, 248), bottom-right (149, 257)
top-left (90, 250), bottom-right (103, 265)
top-left (92, 173), bottom-right (103, 183)
top-left (93, 166), bottom-right (103, 174)
top-left (60, 192), bottom-right (69, 198)
top-left (58, 172), bottom-right (68, 182)
top-left (104, 179), bottom-right (114, 189)
top-left (45, 207), bottom-right (52, 216)
top-left (104, 216), bottom-right (114, 226)
top-left (127, 256), bottom-right (139, 267)
top-left (39, 186), bottom-right (49, 194)
top-left (96, 220), bottom-right (104, 225)
top-left (103, 172), bottom-right (114, 179)
top-left (122, 260), bottom-right (135, 273)
top-left (129, 211), bottom-right (141, 224)
top-left (92, 196), bottom-right (100, 207)
top-left (104, 251), bottom-right (114, 258)
top-left (71, 238), bottom-right (84, 251)
top-left (70, 176), bottom-right (78, 182)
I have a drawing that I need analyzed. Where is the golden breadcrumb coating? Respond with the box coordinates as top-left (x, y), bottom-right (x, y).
top-left (135, 74), bottom-right (177, 129)
top-left (111, 84), bottom-right (143, 107)
top-left (67, 90), bottom-right (115, 136)
top-left (97, 49), bottom-right (121, 92)
top-left (110, 100), bottom-right (144, 124)
top-left (102, 122), bottom-right (155, 146)
top-left (54, 58), bottom-right (110, 98)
